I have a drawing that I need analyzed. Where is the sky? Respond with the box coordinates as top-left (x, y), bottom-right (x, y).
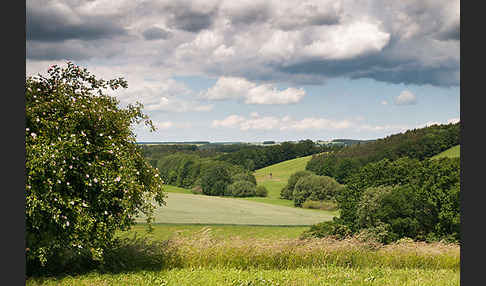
top-left (26, 0), bottom-right (460, 142)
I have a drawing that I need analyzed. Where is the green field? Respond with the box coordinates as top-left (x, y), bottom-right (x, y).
top-left (27, 266), bottom-right (459, 286)
top-left (119, 224), bottom-right (309, 240)
top-left (137, 192), bottom-right (335, 225)
top-left (432, 145), bottom-right (460, 159)
top-left (253, 155), bottom-right (313, 199)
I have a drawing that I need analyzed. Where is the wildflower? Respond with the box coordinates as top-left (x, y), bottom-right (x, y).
top-left (104, 211), bottom-right (108, 215)
top-left (31, 133), bottom-right (37, 139)
top-left (86, 174), bottom-right (90, 178)
top-left (94, 178), bottom-right (98, 183)
top-left (115, 176), bottom-right (121, 182)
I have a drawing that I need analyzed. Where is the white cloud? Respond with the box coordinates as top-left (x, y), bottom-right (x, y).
top-left (200, 76), bottom-right (306, 104)
top-left (212, 114), bottom-right (394, 132)
top-left (153, 121), bottom-right (173, 130)
top-left (395, 90), bottom-right (417, 105)
top-left (447, 117), bottom-right (460, 124)
top-left (212, 115), bottom-right (246, 128)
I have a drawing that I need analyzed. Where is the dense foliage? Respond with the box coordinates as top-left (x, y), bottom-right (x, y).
top-left (279, 170), bottom-right (313, 200)
top-left (304, 157), bottom-right (460, 243)
top-left (255, 185), bottom-right (268, 197)
top-left (306, 123), bottom-right (460, 183)
top-left (155, 153), bottom-right (247, 194)
top-left (200, 161), bottom-right (235, 196)
top-left (217, 140), bottom-right (340, 171)
top-left (227, 180), bottom-right (257, 197)
top-left (25, 63), bottom-right (165, 271)
top-left (140, 144), bottom-right (223, 168)
top-left (292, 175), bottom-right (343, 207)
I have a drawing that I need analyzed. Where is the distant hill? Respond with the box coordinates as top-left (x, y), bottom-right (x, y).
top-left (306, 122), bottom-right (460, 183)
top-left (330, 139), bottom-right (375, 146)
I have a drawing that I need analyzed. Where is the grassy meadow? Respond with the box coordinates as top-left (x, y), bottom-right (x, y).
top-left (27, 233), bottom-right (460, 286)
top-left (432, 145), bottom-right (460, 159)
top-left (136, 192), bottom-right (336, 225)
top-left (253, 155), bottom-right (313, 199)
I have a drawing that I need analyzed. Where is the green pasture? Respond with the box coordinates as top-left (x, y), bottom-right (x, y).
top-left (136, 192), bottom-right (336, 225)
top-left (253, 155), bottom-right (313, 199)
top-left (432, 145), bottom-right (460, 159)
top-left (27, 266), bottom-right (459, 286)
top-left (119, 224), bottom-right (308, 240)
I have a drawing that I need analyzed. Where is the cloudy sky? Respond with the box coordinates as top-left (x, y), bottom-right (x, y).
top-left (26, 0), bottom-right (460, 142)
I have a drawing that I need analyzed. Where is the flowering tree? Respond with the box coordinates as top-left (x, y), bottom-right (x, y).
top-left (25, 62), bottom-right (165, 267)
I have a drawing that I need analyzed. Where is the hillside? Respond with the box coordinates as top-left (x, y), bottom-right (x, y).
top-left (253, 155), bottom-right (313, 199)
top-left (432, 145), bottom-right (460, 159)
top-left (306, 122), bottom-right (460, 183)
top-left (136, 192), bottom-right (335, 225)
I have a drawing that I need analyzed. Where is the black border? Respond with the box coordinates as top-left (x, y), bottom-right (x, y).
top-left (460, 0), bottom-right (482, 284)
top-left (5, 0), bottom-right (26, 284)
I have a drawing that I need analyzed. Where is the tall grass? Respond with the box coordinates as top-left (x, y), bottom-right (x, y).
top-left (27, 229), bottom-right (459, 279)
top-left (169, 229), bottom-right (459, 271)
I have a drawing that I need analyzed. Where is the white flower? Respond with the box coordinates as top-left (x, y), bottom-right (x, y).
top-left (104, 211), bottom-right (108, 215)
top-left (30, 133), bottom-right (37, 138)
top-left (82, 202), bottom-right (88, 207)
top-left (69, 165), bottom-right (73, 169)
top-left (70, 201), bottom-right (75, 205)
top-left (67, 182), bottom-right (70, 186)
top-left (86, 141), bottom-right (90, 145)
top-left (66, 221), bottom-right (70, 227)
top-left (26, 128), bottom-right (30, 132)
top-left (93, 178), bottom-right (98, 183)
top-left (115, 176), bottom-right (121, 182)
top-left (99, 133), bottom-right (103, 136)
top-left (36, 118), bottom-right (40, 122)
top-left (86, 174), bottom-right (89, 178)
top-left (37, 88), bottom-right (41, 92)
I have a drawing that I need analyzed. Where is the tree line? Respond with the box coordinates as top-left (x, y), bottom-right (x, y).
top-left (306, 122), bottom-right (460, 184)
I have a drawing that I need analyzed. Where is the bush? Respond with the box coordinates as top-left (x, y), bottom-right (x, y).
top-left (300, 220), bottom-right (352, 240)
top-left (228, 180), bottom-right (257, 197)
top-left (302, 200), bottom-right (338, 211)
top-left (280, 170), bottom-right (313, 200)
top-left (25, 62), bottom-right (165, 269)
top-left (292, 175), bottom-right (342, 207)
top-left (200, 162), bottom-right (233, 196)
top-left (232, 172), bottom-right (257, 185)
top-left (255, 185), bottom-right (268, 197)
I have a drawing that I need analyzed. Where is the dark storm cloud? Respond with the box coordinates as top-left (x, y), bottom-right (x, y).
top-left (142, 27), bottom-right (172, 40)
top-left (26, 41), bottom-right (93, 60)
top-left (436, 23), bottom-right (460, 41)
top-left (164, 2), bottom-right (218, 32)
top-left (26, 3), bottom-right (128, 42)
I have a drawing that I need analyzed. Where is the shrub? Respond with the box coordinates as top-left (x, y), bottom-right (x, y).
top-left (300, 220), bottom-right (352, 240)
top-left (292, 175), bottom-right (342, 207)
top-left (302, 200), bottom-right (338, 211)
top-left (228, 180), bottom-right (257, 197)
top-left (255, 185), bottom-right (268, 197)
top-left (200, 162), bottom-right (233, 196)
top-left (280, 170), bottom-right (313, 200)
top-left (232, 172), bottom-right (257, 185)
top-left (25, 62), bottom-right (165, 270)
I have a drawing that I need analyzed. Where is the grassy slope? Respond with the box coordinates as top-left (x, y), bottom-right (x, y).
top-left (431, 145), bottom-right (460, 159)
top-left (253, 155), bottom-right (313, 199)
top-left (137, 192), bottom-right (335, 225)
